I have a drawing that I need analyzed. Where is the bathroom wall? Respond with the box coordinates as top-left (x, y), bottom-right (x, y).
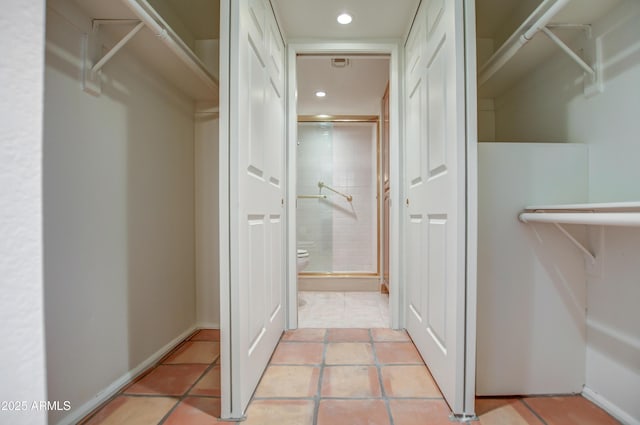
top-left (331, 123), bottom-right (378, 272)
top-left (487, 1), bottom-right (640, 422)
top-left (297, 122), bottom-right (377, 273)
top-left (44, 2), bottom-right (198, 423)
top-left (0, 0), bottom-right (48, 424)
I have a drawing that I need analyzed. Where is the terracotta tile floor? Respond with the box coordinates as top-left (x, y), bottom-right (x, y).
top-left (80, 329), bottom-right (234, 425)
top-left (81, 328), bottom-right (621, 425)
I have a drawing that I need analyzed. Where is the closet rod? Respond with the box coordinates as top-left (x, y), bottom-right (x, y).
top-left (518, 212), bottom-right (640, 227)
top-left (478, 0), bottom-right (571, 85)
top-left (121, 0), bottom-right (218, 88)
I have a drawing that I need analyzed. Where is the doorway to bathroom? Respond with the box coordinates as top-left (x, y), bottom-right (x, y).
top-left (293, 54), bottom-right (391, 328)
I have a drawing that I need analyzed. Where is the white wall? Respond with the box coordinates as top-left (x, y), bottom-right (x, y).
top-left (477, 143), bottom-right (588, 396)
top-left (44, 2), bottom-right (198, 423)
top-left (574, 3), bottom-right (640, 423)
top-left (489, 1), bottom-right (640, 422)
top-left (196, 113), bottom-right (220, 326)
top-left (0, 0), bottom-right (48, 424)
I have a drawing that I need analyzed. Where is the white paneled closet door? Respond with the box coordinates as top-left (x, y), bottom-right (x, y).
top-left (228, 0), bottom-right (286, 416)
top-left (403, 0), bottom-right (473, 416)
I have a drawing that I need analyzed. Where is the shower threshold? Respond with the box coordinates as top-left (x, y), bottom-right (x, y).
top-left (298, 275), bottom-right (380, 292)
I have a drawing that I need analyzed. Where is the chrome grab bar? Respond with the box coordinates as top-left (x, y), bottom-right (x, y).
top-left (297, 195), bottom-right (327, 199)
top-left (318, 181), bottom-right (353, 202)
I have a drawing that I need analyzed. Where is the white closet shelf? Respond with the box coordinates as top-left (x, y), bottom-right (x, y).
top-left (77, 0), bottom-right (218, 102)
top-left (519, 202), bottom-right (640, 227)
top-left (478, 0), bottom-right (621, 98)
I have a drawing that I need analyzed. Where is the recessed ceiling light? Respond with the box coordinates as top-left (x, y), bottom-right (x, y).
top-left (315, 91), bottom-right (327, 98)
top-left (337, 13), bottom-right (352, 25)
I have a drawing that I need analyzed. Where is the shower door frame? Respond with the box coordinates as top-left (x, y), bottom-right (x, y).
top-left (296, 115), bottom-right (381, 278)
top-left (286, 42), bottom-right (403, 330)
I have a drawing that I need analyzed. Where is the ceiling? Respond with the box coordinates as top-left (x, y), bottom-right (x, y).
top-left (271, 0), bottom-right (420, 39)
top-left (270, 1), bottom-right (406, 115)
top-left (297, 56), bottom-right (390, 116)
top-left (282, 0), bottom-right (623, 114)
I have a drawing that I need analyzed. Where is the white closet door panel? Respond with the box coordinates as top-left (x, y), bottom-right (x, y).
top-left (267, 17), bottom-right (285, 89)
top-left (265, 77), bottom-right (284, 187)
top-left (269, 215), bottom-right (283, 319)
top-left (407, 214), bottom-right (425, 322)
top-left (426, 216), bottom-right (447, 350)
top-left (230, 0), bottom-right (286, 415)
top-left (247, 215), bottom-right (267, 346)
top-left (426, 36), bottom-right (447, 177)
top-left (406, 77), bottom-right (425, 187)
top-left (403, 0), bottom-right (469, 415)
top-left (248, 0), bottom-right (266, 43)
top-left (247, 39), bottom-right (266, 178)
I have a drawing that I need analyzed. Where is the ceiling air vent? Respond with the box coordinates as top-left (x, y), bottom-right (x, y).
top-left (331, 58), bottom-right (350, 68)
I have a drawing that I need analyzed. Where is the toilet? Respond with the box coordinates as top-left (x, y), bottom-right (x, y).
top-left (296, 249), bottom-right (310, 273)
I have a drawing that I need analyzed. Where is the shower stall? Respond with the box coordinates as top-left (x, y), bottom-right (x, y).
top-left (297, 118), bottom-right (380, 290)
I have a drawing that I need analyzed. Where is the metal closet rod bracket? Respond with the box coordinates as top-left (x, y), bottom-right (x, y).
top-left (553, 222), bottom-right (596, 264)
top-left (519, 212), bottom-right (596, 265)
top-left (540, 25), bottom-right (595, 76)
top-left (83, 19), bottom-right (144, 96)
top-left (540, 24), bottom-right (602, 96)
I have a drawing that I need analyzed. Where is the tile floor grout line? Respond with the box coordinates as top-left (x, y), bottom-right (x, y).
top-left (519, 398), bottom-right (550, 425)
top-left (371, 329), bottom-right (396, 425)
top-left (312, 329), bottom-right (329, 425)
top-left (154, 399), bottom-right (182, 425)
top-left (252, 396), bottom-right (316, 401)
top-left (157, 350), bottom-right (221, 425)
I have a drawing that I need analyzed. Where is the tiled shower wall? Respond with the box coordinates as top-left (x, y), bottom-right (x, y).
top-left (297, 122), bottom-right (377, 273)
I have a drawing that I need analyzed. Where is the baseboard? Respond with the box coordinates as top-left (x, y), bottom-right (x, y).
top-left (582, 386), bottom-right (639, 425)
top-left (57, 325), bottom-right (198, 425)
top-left (197, 321), bottom-right (220, 330)
top-left (298, 276), bottom-right (380, 291)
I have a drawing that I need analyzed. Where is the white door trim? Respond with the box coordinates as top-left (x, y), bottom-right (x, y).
top-left (463, 0), bottom-right (478, 416)
top-left (285, 41), bottom-right (404, 330)
top-left (218, 0), bottom-right (232, 418)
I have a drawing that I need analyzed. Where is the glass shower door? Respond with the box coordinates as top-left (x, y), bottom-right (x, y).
top-left (296, 120), bottom-right (378, 275)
